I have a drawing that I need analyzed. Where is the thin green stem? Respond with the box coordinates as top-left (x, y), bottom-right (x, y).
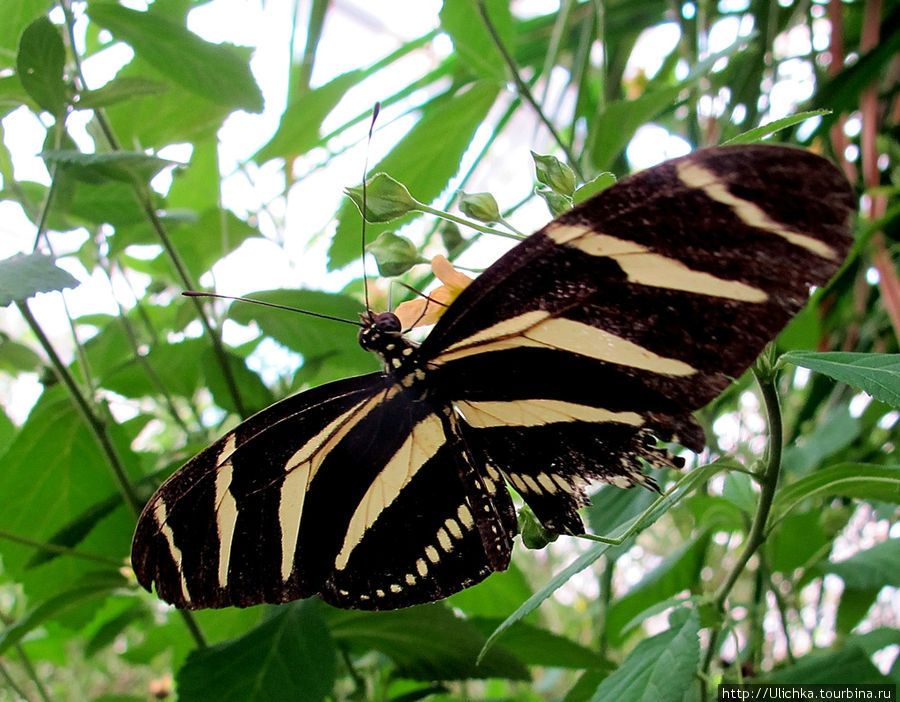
top-left (16, 300), bottom-right (142, 517)
top-left (0, 529), bottom-right (124, 568)
top-left (16, 644), bottom-right (52, 702)
top-left (700, 360), bottom-right (784, 698)
top-left (475, 0), bottom-right (586, 181)
top-left (417, 204), bottom-right (525, 240)
top-left (0, 658), bottom-right (38, 702)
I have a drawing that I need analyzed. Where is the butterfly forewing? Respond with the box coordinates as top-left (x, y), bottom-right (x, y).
top-left (421, 145), bottom-right (854, 534)
top-left (133, 145), bottom-right (855, 610)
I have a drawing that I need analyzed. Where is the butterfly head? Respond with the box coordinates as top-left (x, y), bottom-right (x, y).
top-left (358, 310), bottom-right (423, 377)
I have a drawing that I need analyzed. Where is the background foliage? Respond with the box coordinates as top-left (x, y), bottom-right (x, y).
top-left (1, 0), bottom-right (899, 700)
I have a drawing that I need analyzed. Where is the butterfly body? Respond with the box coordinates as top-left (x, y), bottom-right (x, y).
top-left (132, 145), bottom-right (855, 610)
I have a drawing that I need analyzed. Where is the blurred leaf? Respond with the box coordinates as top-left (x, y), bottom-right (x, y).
top-left (606, 533), bottom-right (710, 644)
top-left (782, 406), bottom-right (860, 474)
top-left (42, 149), bottom-right (176, 185)
top-left (439, 0), bottom-right (512, 80)
top-left (765, 644), bottom-right (892, 685)
top-left (482, 462), bottom-right (721, 658)
top-left (178, 600), bottom-right (335, 702)
top-left (227, 289), bottom-right (377, 384)
top-left (824, 538), bottom-right (900, 590)
top-left (0, 252), bottom-right (79, 306)
top-left (1, 0), bottom-right (49, 69)
top-left (573, 172), bottom-right (616, 206)
top-left (25, 491), bottom-right (121, 568)
top-left (782, 352), bottom-right (900, 409)
top-left (722, 472), bottom-right (757, 514)
top-left (16, 17), bottom-right (66, 116)
top-left (469, 618), bottom-right (607, 670)
top-left (327, 603), bottom-right (529, 681)
top-left (590, 608), bottom-right (700, 702)
top-left (256, 69), bottom-right (365, 163)
top-left (202, 346), bottom-right (274, 417)
top-left (75, 76), bottom-right (168, 109)
top-left (766, 510), bottom-right (829, 573)
top-left (769, 464), bottom-right (900, 524)
top-left (87, 3), bottom-right (262, 112)
top-left (0, 333), bottom-right (42, 373)
top-left (0, 571), bottom-right (126, 655)
top-left (723, 110), bottom-right (831, 144)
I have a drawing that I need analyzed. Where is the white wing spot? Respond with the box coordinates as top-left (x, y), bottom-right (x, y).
top-left (416, 558), bottom-right (428, 577)
top-left (376, 589), bottom-right (385, 597)
top-left (537, 472), bottom-right (558, 494)
top-left (406, 573), bottom-right (416, 586)
top-left (522, 474), bottom-right (542, 494)
top-left (509, 473), bottom-right (528, 492)
top-left (437, 527), bottom-right (453, 552)
top-left (390, 584), bottom-right (402, 593)
top-left (425, 545), bottom-right (440, 564)
top-left (552, 473), bottom-right (574, 494)
top-left (458, 504), bottom-right (474, 529)
top-left (445, 517), bottom-right (463, 540)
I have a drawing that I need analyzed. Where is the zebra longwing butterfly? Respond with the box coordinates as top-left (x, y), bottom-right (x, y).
top-left (132, 145), bottom-right (855, 610)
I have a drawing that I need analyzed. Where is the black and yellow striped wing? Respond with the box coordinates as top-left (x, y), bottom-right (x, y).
top-left (132, 144), bottom-right (855, 610)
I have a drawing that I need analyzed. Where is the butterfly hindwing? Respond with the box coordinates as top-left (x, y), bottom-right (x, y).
top-left (133, 374), bottom-right (517, 609)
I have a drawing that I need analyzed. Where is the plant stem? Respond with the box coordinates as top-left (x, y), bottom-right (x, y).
top-left (475, 0), bottom-right (586, 181)
top-left (16, 301), bottom-right (143, 518)
top-left (700, 360), bottom-right (784, 697)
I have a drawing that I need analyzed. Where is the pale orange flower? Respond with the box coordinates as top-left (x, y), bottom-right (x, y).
top-left (393, 255), bottom-right (473, 329)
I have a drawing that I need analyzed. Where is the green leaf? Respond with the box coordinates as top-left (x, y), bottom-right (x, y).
top-left (0, 571), bottom-right (127, 655)
top-left (469, 618), bottom-right (607, 670)
top-left (606, 533), bottom-right (710, 644)
top-left (723, 110), bottom-right (831, 144)
top-left (25, 491), bottom-right (121, 568)
top-left (769, 464), bottom-right (900, 525)
top-left (16, 17), bottom-right (67, 116)
top-left (255, 70), bottom-right (365, 163)
top-left (177, 601), bottom-right (336, 702)
top-left (444, 563), bottom-right (535, 620)
top-left (41, 149), bottom-right (176, 185)
top-left (782, 406), bottom-right (861, 475)
top-left (765, 644), bottom-right (892, 685)
top-left (439, 0), bottom-right (512, 81)
top-left (573, 172), bottom-right (616, 206)
top-left (75, 76), bottom-right (168, 110)
top-left (202, 346), bottom-right (274, 417)
top-left (227, 289), bottom-right (377, 385)
top-left (782, 352), bottom-right (900, 408)
top-left (766, 510), bottom-right (829, 573)
top-left (330, 82), bottom-right (498, 269)
top-left (0, 0), bottom-right (50, 70)
top-left (590, 609), bottom-right (700, 702)
top-left (0, 252), bottom-right (80, 306)
top-left (327, 604), bottom-right (529, 681)
top-left (824, 538), bottom-right (900, 590)
top-left (480, 462), bottom-right (721, 659)
top-left (86, 3), bottom-right (262, 112)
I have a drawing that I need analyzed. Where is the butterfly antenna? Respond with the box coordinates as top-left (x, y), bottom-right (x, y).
top-left (183, 291), bottom-right (364, 327)
top-left (361, 102), bottom-right (381, 313)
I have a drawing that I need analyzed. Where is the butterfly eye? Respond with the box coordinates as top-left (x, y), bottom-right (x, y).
top-left (374, 312), bottom-right (401, 333)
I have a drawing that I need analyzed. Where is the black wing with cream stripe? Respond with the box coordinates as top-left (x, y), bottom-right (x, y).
top-left (419, 145), bottom-right (854, 534)
top-left (132, 144), bottom-right (854, 610)
top-left (133, 371), bottom-right (517, 609)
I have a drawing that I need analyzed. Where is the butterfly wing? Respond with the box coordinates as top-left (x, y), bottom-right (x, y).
top-left (420, 145), bottom-right (855, 533)
top-left (132, 372), bottom-right (516, 609)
